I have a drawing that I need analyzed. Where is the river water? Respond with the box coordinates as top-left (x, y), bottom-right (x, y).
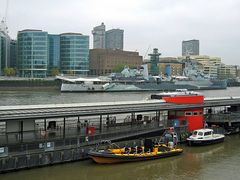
top-left (0, 87), bottom-right (240, 106)
top-left (0, 87), bottom-right (240, 179)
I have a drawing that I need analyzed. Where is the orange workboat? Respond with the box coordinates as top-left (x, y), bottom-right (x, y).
top-left (88, 140), bottom-right (183, 164)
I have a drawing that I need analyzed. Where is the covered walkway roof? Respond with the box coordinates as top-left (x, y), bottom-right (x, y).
top-left (0, 97), bottom-right (240, 121)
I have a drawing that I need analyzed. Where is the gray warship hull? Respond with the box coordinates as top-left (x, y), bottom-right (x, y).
top-left (60, 80), bottom-right (227, 92)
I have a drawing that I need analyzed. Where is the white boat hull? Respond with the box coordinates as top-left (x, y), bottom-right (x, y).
top-left (187, 134), bottom-right (225, 146)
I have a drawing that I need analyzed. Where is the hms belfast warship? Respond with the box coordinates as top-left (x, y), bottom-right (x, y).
top-left (57, 49), bottom-right (227, 92)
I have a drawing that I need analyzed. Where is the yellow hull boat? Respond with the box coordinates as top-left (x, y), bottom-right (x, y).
top-left (89, 144), bottom-right (183, 164)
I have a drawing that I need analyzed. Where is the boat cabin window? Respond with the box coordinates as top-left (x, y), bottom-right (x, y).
top-left (198, 132), bottom-right (203, 136)
top-left (185, 112), bottom-right (192, 116)
top-left (193, 112), bottom-right (198, 116)
top-left (176, 89), bottom-right (187, 92)
top-left (204, 131), bottom-right (212, 136)
top-left (193, 131), bottom-right (198, 135)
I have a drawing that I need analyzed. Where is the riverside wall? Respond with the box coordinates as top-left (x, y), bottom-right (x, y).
top-left (0, 79), bottom-right (61, 91)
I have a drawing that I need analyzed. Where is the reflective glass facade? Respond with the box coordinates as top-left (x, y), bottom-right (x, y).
top-left (60, 33), bottom-right (89, 75)
top-left (17, 30), bottom-right (48, 78)
top-left (105, 29), bottom-right (124, 50)
top-left (0, 36), bottom-right (2, 75)
top-left (0, 31), bottom-right (10, 75)
top-left (182, 39), bottom-right (199, 56)
top-left (10, 40), bottom-right (17, 68)
top-left (48, 34), bottom-right (60, 72)
top-left (92, 23), bottom-right (105, 49)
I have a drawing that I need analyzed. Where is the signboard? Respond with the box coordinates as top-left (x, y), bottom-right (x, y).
top-left (44, 142), bottom-right (54, 151)
top-left (0, 147), bottom-right (4, 153)
top-left (0, 147), bottom-right (8, 157)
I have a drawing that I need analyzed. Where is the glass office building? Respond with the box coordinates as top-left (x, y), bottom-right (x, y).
top-left (92, 23), bottom-right (106, 49)
top-left (48, 34), bottom-right (60, 73)
top-left (0, 31), bottom-right (10, 75)
top-left (60, 33), bottom-right (89, 75)
top-left (10, 39), bottom-right (17, 68)
top-left (17, 29), bottom-right (48, 78)
top-left (182, 39), bottom-right (199, 56)
top-left (0, 36), bottom-right (2, 74)
top-left (105, 29), bottom-right (124, 50)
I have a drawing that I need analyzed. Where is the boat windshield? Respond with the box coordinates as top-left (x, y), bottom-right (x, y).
top-left (204, 131), bottom-right (212, 136)
top-left (198, 132), bottom-right (203, 136)
top-left (193, 131), bottom-right (198, 136)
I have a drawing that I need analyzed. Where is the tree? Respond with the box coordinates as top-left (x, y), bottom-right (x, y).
top-left (67, 70), bottom-right (75, 76)
top-left (51, 68), bottom-right (60, 76)
top-left (3, 67), bottom-right (16, 76)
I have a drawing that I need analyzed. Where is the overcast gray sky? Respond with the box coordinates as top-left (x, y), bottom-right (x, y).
top-left (1, 0), bottom-right (240, 64)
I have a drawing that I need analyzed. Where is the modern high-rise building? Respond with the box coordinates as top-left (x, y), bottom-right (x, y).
top-left (60, 33), bottom-right (89, 75)
top-left (0, 20), bottom-right (11, 75)
top-left (10, 39), bottom-right (17, 68)
top-left (182, 39), bottom-right (199, 56)
top-left (0, 35), bottom-right (2, 74)
top-left (48, 34), bottom-right (60, 73)
top-left (17, 29), bottom-right (48, 78)
top-left (92, 23), bottom-right (105, 49)
top-left (105, 29), bottom-right (124, 50)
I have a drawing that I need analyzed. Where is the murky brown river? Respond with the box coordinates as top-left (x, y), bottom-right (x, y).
top-left (0, 87), bottom-right (240, 179)
top-left (1, 135), bottom-right (239, 180)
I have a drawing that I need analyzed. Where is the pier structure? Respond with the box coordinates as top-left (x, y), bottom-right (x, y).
top-left (1, 97), bottom-right (240, 172)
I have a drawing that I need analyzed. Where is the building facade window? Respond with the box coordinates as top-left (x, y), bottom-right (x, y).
top-left (60, 33), bottom-right (89, 75)
top-left (17, 30), bottom-right (48, 78)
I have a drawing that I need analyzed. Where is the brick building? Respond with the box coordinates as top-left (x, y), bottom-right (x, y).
top-left (89, 49), bottom-right (142, 76)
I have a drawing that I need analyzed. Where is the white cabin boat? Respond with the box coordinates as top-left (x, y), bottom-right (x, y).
top-left (187, 128), bottom-right (225, 146)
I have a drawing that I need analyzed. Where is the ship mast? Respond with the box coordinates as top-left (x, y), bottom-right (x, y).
top-left (148, 48), bottom-right (161, 76)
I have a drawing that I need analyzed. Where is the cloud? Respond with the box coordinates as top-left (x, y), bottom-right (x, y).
top-left (1, 0), bottom-right (240, 64)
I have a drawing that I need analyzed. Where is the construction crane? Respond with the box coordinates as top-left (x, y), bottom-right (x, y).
top-left (1, 0), bottom-right (9, 33)
top-left (143, 45), bottom-right (151, 60)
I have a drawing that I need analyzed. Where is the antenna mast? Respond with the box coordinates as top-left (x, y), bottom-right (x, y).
top-left (1, 0), bottom-right (9, 34)
top-left (5, 0), bottom-right (9, 23)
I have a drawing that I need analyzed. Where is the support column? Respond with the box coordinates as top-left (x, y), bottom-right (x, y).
top-left (20, 120), bottom-right (23, 142)
top-left (100, 115), bottom-right (102, 132)
top-left (77, 116), bottom-right (80, 134)
top-left (44, 119), bottom-right (47, 131)
top-left (106, 115), bottom-right (109, 129)
top-left (63, 117), bottom-right (66, 139)
top-left (156, 111), bottom-right (160, 122)
top-left (131, 113), bottom-right (135, 125)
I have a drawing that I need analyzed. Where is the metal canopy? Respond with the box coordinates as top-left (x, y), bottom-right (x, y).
top-left (0, 97), bottom-right (240, 121)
